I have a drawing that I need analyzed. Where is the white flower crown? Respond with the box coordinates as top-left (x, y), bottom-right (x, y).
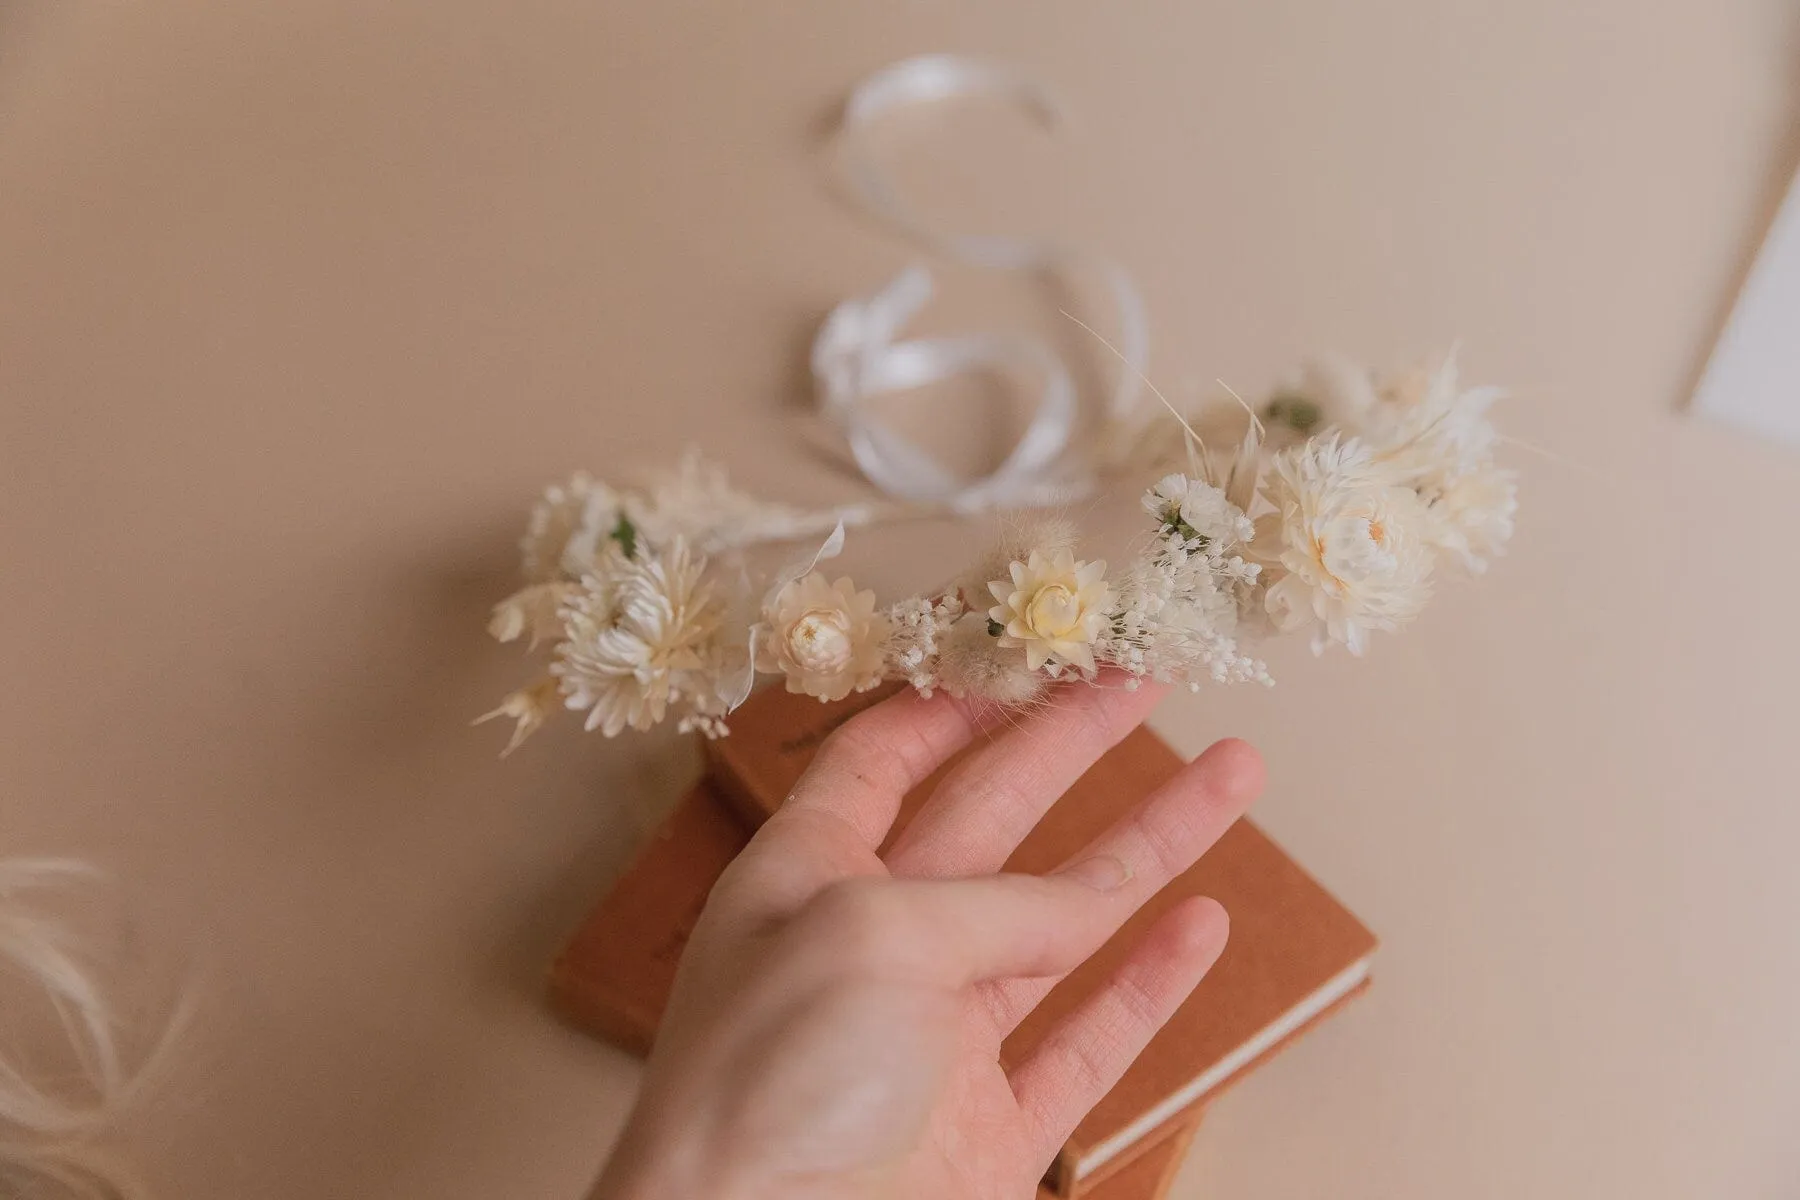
top-left (478, 353), bottom-right (1516, 753)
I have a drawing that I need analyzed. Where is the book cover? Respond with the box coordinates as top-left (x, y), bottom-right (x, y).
top-left (550, 779), bottom-right (750, 1057)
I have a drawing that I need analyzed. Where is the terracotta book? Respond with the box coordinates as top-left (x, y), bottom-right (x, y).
top-left (553, 684), bottom-right (1376, 1196)
top-left (1045, 1118), bottom-right (1197, 1200)
top-left (551, 779), bottom-right (751, 1057)
top-left (702, 684), bottom-right (1378, 1195)
top-left (550, 780), bottom-right (1200, 1200)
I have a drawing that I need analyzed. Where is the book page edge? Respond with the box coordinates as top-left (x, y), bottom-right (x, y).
top-left (1074, 955), bottom-right (1375, 1179)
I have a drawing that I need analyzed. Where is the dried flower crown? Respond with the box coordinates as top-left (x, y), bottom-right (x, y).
top-left (478, 353), bottom-right (1517, 754)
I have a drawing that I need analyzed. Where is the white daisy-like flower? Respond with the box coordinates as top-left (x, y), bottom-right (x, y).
top-left (1352, 356), bottom-right (1516, 573)
top-left (1257, 436), bottom-right (1434, 655)
top-left (988, 548), bottom-right (1113, 674)
top-left (474, 677), bottom-right (562, 756)
top-left (1103, 496), bottom-right (1269, 690)
top-left (1143, 473), bottom-right (1189, 525)
top-left (522, 472), bottom-right (620, 582)
top-left (1142, 473), bottom-right (1255, 547)
top-left (487, 582), bottom-right (575, 647)
top-left (552, 539), bottom-right (725, 735)
top-left (754, 573), bottom-right (892, 702)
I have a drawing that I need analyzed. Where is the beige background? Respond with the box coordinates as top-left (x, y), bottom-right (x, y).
top-left (4, 2), bottom-right (1799, 1197)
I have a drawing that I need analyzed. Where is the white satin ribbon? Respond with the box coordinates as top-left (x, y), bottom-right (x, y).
top-left (812, 266), bottom-right (1083, 512)
top-left (814, 54), bottom-right (1151, 512)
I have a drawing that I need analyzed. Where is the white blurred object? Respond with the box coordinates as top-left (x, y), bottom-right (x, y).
top-left (1693, 166), bottom-right (1800, 446)
top-left (818, 55), bottom-right (1150, 512)
top-left (0, 859), bottom-right (166, 1200)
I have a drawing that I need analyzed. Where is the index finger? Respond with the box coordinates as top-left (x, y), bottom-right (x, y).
top-left (783, 687), bottom-right (985, 847)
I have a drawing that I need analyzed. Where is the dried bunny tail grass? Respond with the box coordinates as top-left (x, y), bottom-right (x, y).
top-left (954, 512), bottom-right (1081, 600)
top-left (935, 613), bottom-right (1047, 707)
top-left (1, 860), bottom-right (176, 1200)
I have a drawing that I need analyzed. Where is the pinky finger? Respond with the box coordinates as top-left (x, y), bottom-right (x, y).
top-left (1007, 896), bottom-right (1230, 1164)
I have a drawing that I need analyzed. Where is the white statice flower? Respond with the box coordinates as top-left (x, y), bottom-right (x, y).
top-left (1104, 482), bottom-right (1269, 689)
top-left (754, 572), bottom-right (892, 702)
top-left (988, 549), bottom-right (1112, 674)
top-left (487, 581), bottom-right (576, 647)
top-left (1257, 436), bottom-right (1435, 655)
top-left (1143, 473), bottom-right (1190, 525)
top-left (522, 472), bottom-right (620, 582)
top-left (474, 677), bottom-right (562, 756)
top-left (884, 593), bottom-right (964, 696)
top-left (552, 538), bottom-right (730, 736)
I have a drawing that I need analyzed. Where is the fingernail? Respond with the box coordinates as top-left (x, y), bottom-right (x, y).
top-left (1056, 854), bottom-right (1132, 892)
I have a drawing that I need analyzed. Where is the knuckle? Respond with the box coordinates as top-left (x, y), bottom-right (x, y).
top-left (819, 701), bottom-right (954, 792)
top-left (1069, 997), bottom-right (1139, 1088)
top-left (807, 879), bottom-right (906, 965)
top-left (1137, 802), bottom-right (1205, 878)
top-left (1074, 687), bottom-right (1132, 742)
top-left (946, 764), bottom-right (1030, 832)
top-left (817, 716), bottom-right (878, 766)
top-left (1108, 970), bottom-right (1163, 1029)
top-left (1062, 683), bottom-right (1140, 752)
top-left (813, 723), bottom-right (884, 790)
top-left (1062, 1034), bottom-right (1115, 1099)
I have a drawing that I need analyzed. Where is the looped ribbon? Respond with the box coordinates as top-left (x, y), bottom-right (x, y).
top-left (813, 266), bottom-right (1080, 512)
top-left (813, 54), bottom-right (1150, 512)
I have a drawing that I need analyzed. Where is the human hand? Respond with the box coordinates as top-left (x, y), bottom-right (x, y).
top-left (590, 680), bottom-right (1264, 1200)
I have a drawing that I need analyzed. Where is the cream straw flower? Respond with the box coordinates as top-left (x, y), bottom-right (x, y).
top-left (1258, 436), bottom-right (1434, 655)
top-left (474, 677), bottom-right (562, 756)
top-left (755, 572), bottom-right (891, 702)
top-left (552, 539), bottom-right (725, 735)
top-left (988, 548), bottom-right (1112, 674)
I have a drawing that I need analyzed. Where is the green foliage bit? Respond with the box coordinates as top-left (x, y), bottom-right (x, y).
top-left (1265, 393), bottom-right (1323, 434)
top-left (987, 618), bottom-right (1005, 637)
top-left (610, 514), bottom-right (638, 558)
top-left (1162, 516), bottom-right (1209, 549)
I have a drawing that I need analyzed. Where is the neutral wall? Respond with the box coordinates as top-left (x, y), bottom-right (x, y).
top-left (4, 3), bottom-right (1798, 1197)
